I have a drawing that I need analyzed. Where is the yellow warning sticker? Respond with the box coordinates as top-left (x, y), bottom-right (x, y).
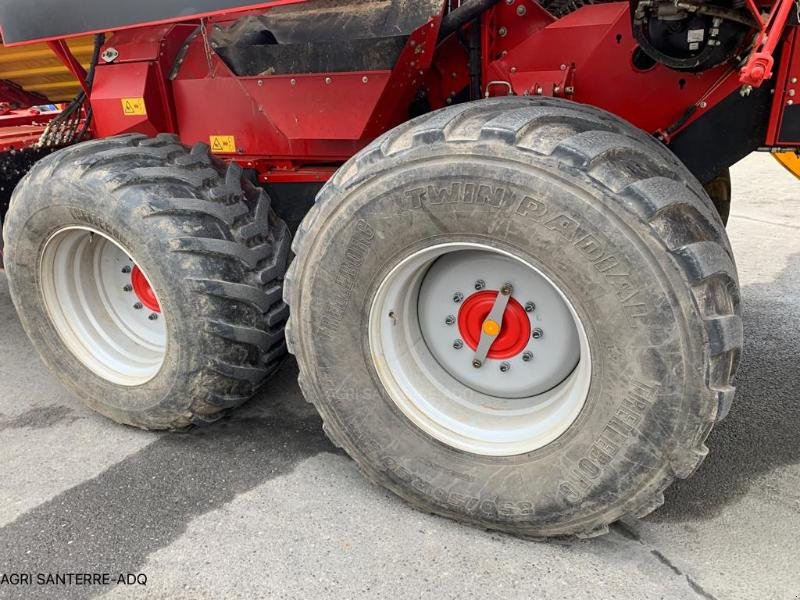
top-left (210, 135), bottom-right (237, 154)
top-left (121, 98), bottom-right (147, 116)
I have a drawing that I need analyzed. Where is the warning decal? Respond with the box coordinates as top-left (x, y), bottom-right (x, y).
top-left (121, 98), bottom-right (147, 116)
top-left (210, 135), bottom-right (236, 154)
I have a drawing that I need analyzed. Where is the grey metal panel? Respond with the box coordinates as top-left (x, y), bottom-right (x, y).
top-left (0, 0), bottom-right (286, 44)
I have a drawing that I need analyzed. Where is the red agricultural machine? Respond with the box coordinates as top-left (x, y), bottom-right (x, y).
top-left (0, 0), bottom-right (792, 537)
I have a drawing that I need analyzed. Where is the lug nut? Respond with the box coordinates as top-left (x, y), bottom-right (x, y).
top-left (500, 362), bottom-right (511, 373)
top-left (445, 315), bottom-right (456, 326)
top-left (121, 265), bottom-right (132, 274)
top-left (133, 302), bottom-right (143, 310)
top-left (475, 279), bottom-right (486, 291)
top-left (525, 302), bottom-right (535, 313)
top-left (501, 282), bottom-right (513, 296)
top-left (148, 313), bottom-right (159, 321)
top-left (453, 292), bottom-right (464, 303)
top-left (123, 285), bottom-right (133, 292)
top-left (517, 4), bottom-right (527, 15)
top-left (453, 339), bottom-right (464, 350)
top-left (532, 328), bottom-right (543, 339)
top-left (472, 359), bottom-right (482, 369)
top-left (522, 352), bottom-right (533, 362)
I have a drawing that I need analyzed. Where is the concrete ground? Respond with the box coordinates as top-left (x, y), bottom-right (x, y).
top-left (0, 152), bottom-right (798, 600)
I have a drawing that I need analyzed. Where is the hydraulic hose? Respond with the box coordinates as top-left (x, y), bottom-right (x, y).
top-left (439, 0), bottom-right (504, 39)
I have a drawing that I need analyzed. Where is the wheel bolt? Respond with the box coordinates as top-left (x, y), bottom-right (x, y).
top-left (525, 302), bottom-right (535, 313)
top-left (121, 265), bottom-right (132, 274)
top-left (500, 361), bottom-right (511, 373)
top-left (472, 359), bottom-right (482, 368)
top-left (453, 292), bottom-right (464, 303)
top-left (501, 282), bottom-right (513, 296)
top-left (532, 328), bottom-right (543, 339)
top-left (148, 313), bottom-right (158, 321)
top-left (123, 285), bottom-right (133, 292)
top-left (453, 339), bottom-right (463, 350)
top-left (445, 315), bottom-right (456, 326)
top-left (475, 279), bottom-right (486, 290)
top-left (133, 302), bottom-right (143, 310)
top-left (522, 352), bottom-right (533, 362)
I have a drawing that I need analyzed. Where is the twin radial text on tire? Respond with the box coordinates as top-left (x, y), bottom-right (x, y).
top-left (2, 98), bottom-right (742, 537)
top-left (285, 98), bottom-right (742, 537)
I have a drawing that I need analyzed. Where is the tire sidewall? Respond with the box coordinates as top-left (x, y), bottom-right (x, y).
top-left (295, 149), bottom-right (710, 533)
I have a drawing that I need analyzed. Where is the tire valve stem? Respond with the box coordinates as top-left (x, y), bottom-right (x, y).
top-left (532, 328), bottom-right (543, 339)
top-left (445, 315), bottom-right (456, 326)
top-left (500, 361), bottom-right (511, 373)
top-left (453, 339), bottom-right (464, 350)
top-left (133, 302), bottom-right (143, 310)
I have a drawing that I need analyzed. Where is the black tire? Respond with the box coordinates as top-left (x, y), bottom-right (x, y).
top-left (3, 133), bottom-right (291, 430)
top-left (703, 168), bottom-right (732, 225)
top-left (285, 98), bottom-right (742, 537)
top-left (1, 147), bottom-right (52, 268)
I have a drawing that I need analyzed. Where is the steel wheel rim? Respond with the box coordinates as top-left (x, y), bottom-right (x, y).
top-left (369, 243), bottom-right (591, 456)
top-left (40, 226), bottom-right (166, 386)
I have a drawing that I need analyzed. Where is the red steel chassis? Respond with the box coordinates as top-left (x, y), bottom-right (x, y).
top-left (2, 0), bottom-right (800, 181)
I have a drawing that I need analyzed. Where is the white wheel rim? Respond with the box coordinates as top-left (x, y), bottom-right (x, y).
top-left (40, 226), bottom-right (166, 386)
top-left (369, 243), bottom-right (591, 456)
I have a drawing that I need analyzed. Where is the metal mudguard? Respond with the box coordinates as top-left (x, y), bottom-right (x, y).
top-left (211, 0), bottom-right (444, 76)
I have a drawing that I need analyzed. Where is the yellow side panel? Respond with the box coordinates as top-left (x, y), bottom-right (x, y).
top-left (773, 151), bottom-right (800, 180)
top-left (0, 36), bottom-right (96, 102)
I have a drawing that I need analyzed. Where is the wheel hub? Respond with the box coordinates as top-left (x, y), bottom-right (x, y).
top-left (417, 250), bottom-right (580, 399)
top-left (457, 290), bottom-right (531, 359)
top-left (131, 265), bottom-right (161, 313)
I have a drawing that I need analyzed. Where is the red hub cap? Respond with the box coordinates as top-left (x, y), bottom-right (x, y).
top-left (130, 265), bottom-right (161, 313)
top-left (457, 291), bottom-right (531, 359)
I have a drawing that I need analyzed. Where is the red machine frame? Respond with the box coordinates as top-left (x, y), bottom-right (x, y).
top-left (3, 0), bottom-right (800, 178)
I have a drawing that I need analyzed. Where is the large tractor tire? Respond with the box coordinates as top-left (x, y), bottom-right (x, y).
top-left (285, 98), bottom-right (742, 537)
top-left (3, 133), bottom-right (290, 430)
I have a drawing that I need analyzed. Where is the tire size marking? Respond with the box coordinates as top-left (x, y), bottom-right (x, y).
top-left (321, 372), bottom-right (535, 521)
top-left (558, 379), bottom-right (660, 504)
top-left (67, 208), bottom-right (125, 247)
top-left (382, 455), bottom-right (535, 519)
top-left (318, 219), bottom-right (375, 341)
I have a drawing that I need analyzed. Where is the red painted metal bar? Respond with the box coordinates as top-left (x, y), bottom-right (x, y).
top-left (0, 80), bottom-right (48, 108)
top-left (46, 40), bottom-right (90, 95)
top-left (256, 165), bottom-right (338, 184)
top-left (0, 124), bottom-right (48, 151)
top-left (0, 105), bottom-right (60, 128)
top-left (740, 0), bottom-right (796, 87)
